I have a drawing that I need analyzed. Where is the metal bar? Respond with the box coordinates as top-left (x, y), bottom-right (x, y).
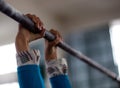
top-left (0, 0), bottom-right (120, 83)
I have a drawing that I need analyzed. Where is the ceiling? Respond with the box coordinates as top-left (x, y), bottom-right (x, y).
top-left (0, 0), bottom-right (120, 45)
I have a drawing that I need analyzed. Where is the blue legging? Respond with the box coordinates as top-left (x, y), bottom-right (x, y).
top-left (17, 65), bottom-right (72, 88)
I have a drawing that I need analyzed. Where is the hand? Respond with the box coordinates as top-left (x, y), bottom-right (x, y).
top-left (15, 14), bottom-right (45, 52)
top-left (45, 29), bottom-right (62, 62)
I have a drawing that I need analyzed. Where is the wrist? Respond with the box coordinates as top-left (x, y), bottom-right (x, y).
top-left (45, 48), bottom-right (57, 62)
top-left (15, 36), bottom-right (29, 52)
top-left (46, 58), bottom-right (68, 78)
top-left (16, 49), bottom-right (41, 66)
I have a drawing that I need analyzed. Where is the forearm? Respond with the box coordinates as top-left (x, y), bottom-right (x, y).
top-left (17, 65), bottom-right (44, 88)
top-left (45, 47), bottom-right (57, 62)
top-left (50, 75), bottom-right (71, 88)
top-left (15, 14), bottom-right (46, 88)
top-left (16, 49), bottom-right (45, 88)
top-left (46, 58), bottom-right (72, 88)
top-left (15, 34), bottom-right (29, 52)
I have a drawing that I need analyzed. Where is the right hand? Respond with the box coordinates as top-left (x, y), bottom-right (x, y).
top-left (45, 29), bottom-right (63, 62)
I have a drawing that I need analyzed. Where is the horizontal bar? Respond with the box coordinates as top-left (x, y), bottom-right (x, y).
top-left (0, 0), bottom-right (120, 83)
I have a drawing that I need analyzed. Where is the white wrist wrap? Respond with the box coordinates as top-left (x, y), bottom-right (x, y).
top-left (46, 58), bottom-right (68, 78)
top-left (16, 49), bottom-right (40, 67)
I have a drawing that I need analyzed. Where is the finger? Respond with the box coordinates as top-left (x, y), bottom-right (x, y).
top-left (30, 28), bottom-right (45, 41)
top-left (25, 14), bottom-right (34, 19)
top-left (35, 22), bottom-right (40, 29)
top-left (25, 14), bottom-right (37, 23)
top-left (50, 29), bottom-right (61, 37)
top-left (47, 29), bottom-right (62, 46)
top-left (26, 14), bottom-right (37, 19)
top-left (25, 14), bottom-right (45, 38)
top-left (27, 14), bottom-right (43, 30)
top-left (31, 15), bottom-right (38, 24)
top-left (36, 17), bottom-right (44, 30)
top-left (51, 39), bottom-right (60, 46)
top-left (29, 15), bottom-right (42, 26)
top-left (25, 14), bottom-right (42, 25)
top-left (25, 14), bottom-right (42, 30)
top-left (50, 29), bottom-right (62, 41)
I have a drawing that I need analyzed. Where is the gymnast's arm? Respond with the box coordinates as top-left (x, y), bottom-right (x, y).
top-left (45, 29), bottom-right (72, 88)
top-left (15, 14), bottom-right (45, 88)
top-left (15, 13), bottom-right (72, 88)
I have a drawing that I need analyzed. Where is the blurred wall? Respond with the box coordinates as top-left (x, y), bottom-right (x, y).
top-left (64, 24), bottom-right (119, 88)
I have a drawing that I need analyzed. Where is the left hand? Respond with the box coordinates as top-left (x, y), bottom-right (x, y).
top-left (15, 14), bottom-right (45, 52)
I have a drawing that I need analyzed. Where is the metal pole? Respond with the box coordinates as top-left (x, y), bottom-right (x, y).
top-left (0, 0), bottom-right (120, 83)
